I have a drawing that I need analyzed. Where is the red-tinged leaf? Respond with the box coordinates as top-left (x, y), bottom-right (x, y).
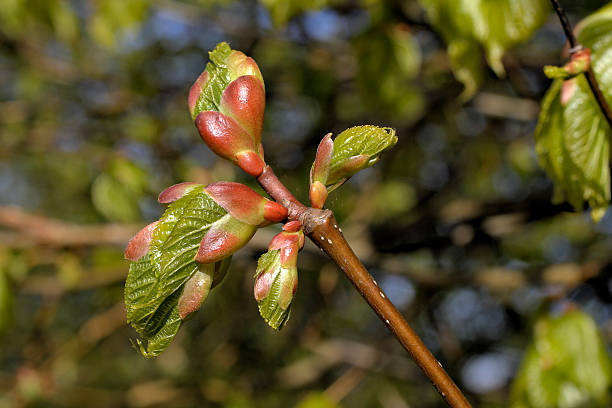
top-left (177, 268), bottom-right (213, 320)
top-left (282, 220), bottom-right (301, 232)
top-left (195, 215), bottom-right (256, 264)
top-left (561, 79), bottom-right (576, 106)
top-left (309, 181), bottom-right (328, 209)
top-left (195, 111), bottom-right (258, 159)
top-left (268, 230), bottom-right (303, 265)
top-left (158, 182), bottom-right (202, 204)
top-left (310, 133), bottom-right (333, 184)
top-left (226, 51), bottom-right (265, 86)
top-left (124, 221), bottom-right (159, 261)
top-left (264, 201), bottom-right (288, 223)
top-left (235, 150), bottom-right (265, 176)
top-left (205, 182), bottom-right (284, 226)
top-left (220, 76), bottom-right (265, 144)
top-left (254, 264), bottom-right (275, 301)
top-left (188, 71), bottom-right (209, 118)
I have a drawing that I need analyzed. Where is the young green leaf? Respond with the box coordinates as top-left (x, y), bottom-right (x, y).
top-left (324, 125), bottom-right (397, 192)
top-left (125, 182), bottom-right (269, 356)
top-left (135, 289), bottom-right (183, 358)
top-left (510, 308), bottom-right (612, 408)
top-left (254, 227), bottom-right (303, 330)
top-left (130, 188), bottom-right (227, 324)
top-left (125, 189), bottom-right (229, 354)
top-left (254, 249), bottom-right (293, 330)
top-left (190, 42), bottom-right (232, 118)
top-left (420, 0), bottom-right (549, 100)
top-left (535, 4), bottom-right (612, 221)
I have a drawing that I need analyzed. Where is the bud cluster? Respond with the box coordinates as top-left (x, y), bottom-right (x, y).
top-left (189, 42), bottom-right (267, 176)
top-left (125, 181), bottom-right (287, 322)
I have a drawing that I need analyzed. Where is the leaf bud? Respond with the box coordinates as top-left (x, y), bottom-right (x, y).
top-left (195, 215), bottom-right (257, 264)
top-left (177, 265), bottom-right (213, 320)
top-left (310, 126), bottom-right (397, 193)
top-left (205, 182), bottom-right (287, 226)
top-left (195, 111), bottom-right (265, 176)
top-left (544, 48), bottom-right (591, 80)
top-left (310, 133), bottom-right (333, 184)
top-left (158, 182), bottom-right (202, 204)
top-left (253, 228), bottom-right (304, 329)
top-left (124, 221), bottom-right (159, 261)
top-left (309, 181), bottom-right (328, 209)
top-left (189, 42), bottom-right (266, 177)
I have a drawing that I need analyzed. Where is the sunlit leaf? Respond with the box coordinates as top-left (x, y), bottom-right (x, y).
top-left (125, 187), bottom-right (246, 357)
top-left (254, 249), bottom-right (293, 330)
top-left (324, 125), bottom-right (397, 192)
top-left (126, 187), bottom-right (225, 328)
top-left (192, 42), bottom-right (232, 118)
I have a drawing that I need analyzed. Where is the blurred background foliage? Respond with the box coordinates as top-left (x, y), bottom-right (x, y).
top-left (2, 0), bottom-right (612, 407)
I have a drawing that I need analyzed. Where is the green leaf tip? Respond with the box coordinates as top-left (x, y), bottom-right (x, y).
top-left (316, 125), bottom-right (397, 193)
top-left (189, 42), bottom-right (233, 119)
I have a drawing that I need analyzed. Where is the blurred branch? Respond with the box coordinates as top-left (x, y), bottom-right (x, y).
top-left (0, 206), bottom-right (139, 247)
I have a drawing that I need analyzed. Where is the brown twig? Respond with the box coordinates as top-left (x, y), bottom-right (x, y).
top-left (550, 0), bottom-right (612, 130)
top-left (257, 165), bottom-right (471, 408)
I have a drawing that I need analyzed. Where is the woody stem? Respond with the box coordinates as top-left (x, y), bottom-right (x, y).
top-left (256, 165), bottom-right (471, 408)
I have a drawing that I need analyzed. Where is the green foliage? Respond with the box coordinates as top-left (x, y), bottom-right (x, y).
top-left (125, 187), bottom-right (231, 357)
top-left (0, 268), bottom-right (12, 333)
top-left (88, 0), bottom-right (149, 49)
top-left (535, 4), bottom-right (612, 221)
top-left (254, 249), bottom-right (293, 329)
top-left (326, 125), bottom-right (397, 192)
top-left (420, 0), bottom-right (550, 99)
top-left (91, 158), bottom-right (148, 222)
top-left (191, 42), bottom-right (233, 118)
top-left (296, 392), bottom-right (340, 408)
top-left (261, 0), bottom-right (330, 25)
top-left (510, 308), bottom-right (612, 408)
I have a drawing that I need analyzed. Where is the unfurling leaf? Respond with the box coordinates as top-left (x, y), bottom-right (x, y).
top-left (535, 4), bottom-right (612, 221)
top-left (313, 125), bottom-right (397, 193)
top-left (420, 0), bottom-right (549, 100)
top-left (189, 42), bottom-right (266, 176)
top-left (510, 308), bottom-right (612, 408)
top-left (254, 227), bottom-right (304, 330)
top-left (125, 181), bottom-right (281, 357)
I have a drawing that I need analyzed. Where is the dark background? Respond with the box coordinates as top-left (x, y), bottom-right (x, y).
top-left (1, 1), bottom-right (612, 407)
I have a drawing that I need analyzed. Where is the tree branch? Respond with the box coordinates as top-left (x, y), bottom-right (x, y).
top-left (550, 0), bottom-right (612, 130)
top-left (257, 166), bottom-right (471, 408)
